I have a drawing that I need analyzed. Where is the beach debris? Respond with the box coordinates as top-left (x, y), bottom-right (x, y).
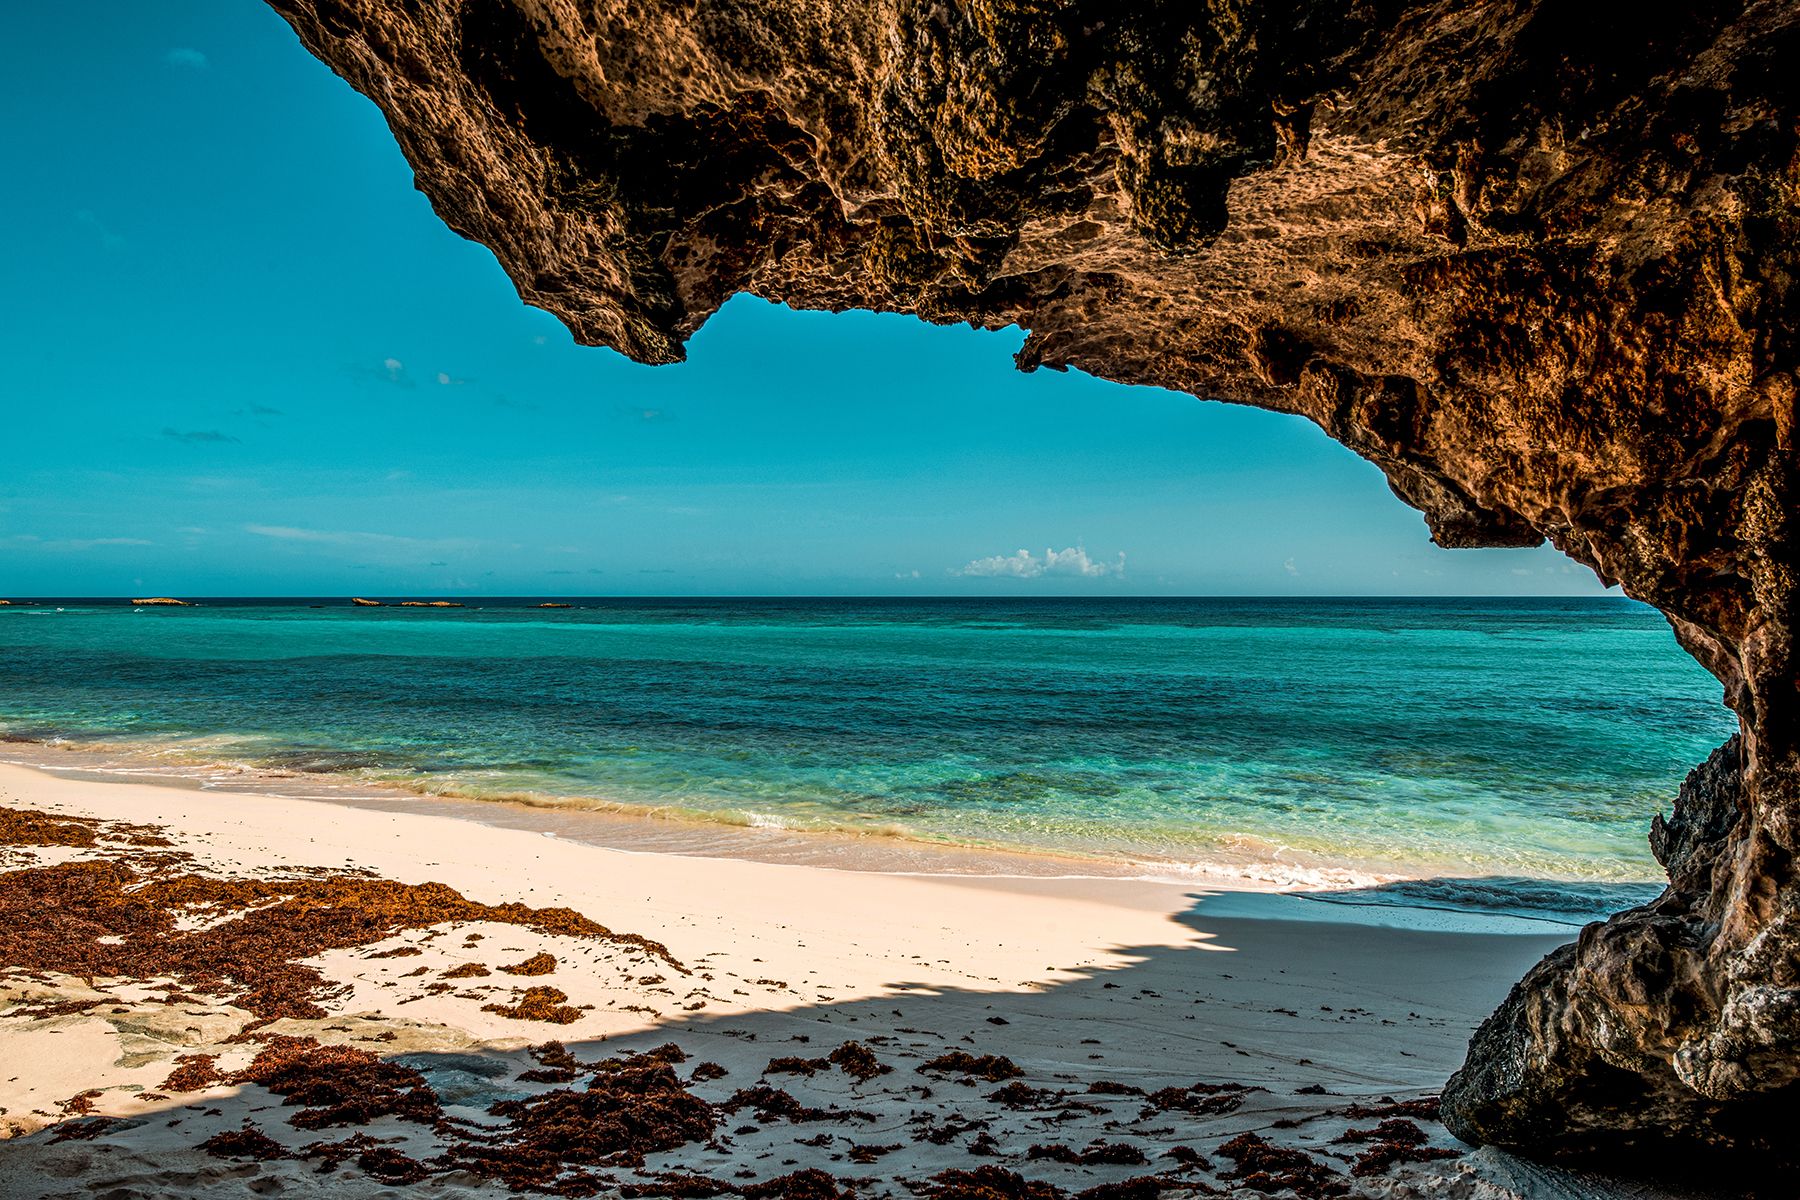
top-left (918, 1051), bottom-right (1024, 1081)
top-left (1215, 1132), bottom-right (1348, 1197)
top-left (46, 1117), bottom-right (121, 1143)
top-left (56, 1089), bottom-right (104, 1115)
top-left (1141, 1081), bottom-right (1256, 1117)
top-left (0, 806), bottom-right (100, 848)
top-left (1071, 1178), bottom-right (1195, 1200)
top-left (722, 1085), bottom-right (875, 1125)
top-left (828, 1040), bottom-right (892, 1082)
top-left (1026, 1140), bottom-right (1149, 1165)
top-left (1087, 1080), bottom-right (1145, 1096)
top-left (1162, 1145), bottom-right (1212, 1170)
top-left (199, 1125), bottom-right (290, 1160)
top-left (921, 1165), bottom-right (1064, 1199)
top-left (445, 1045), bottom-right (717, 1186)
top-left (500, 951), bottom-right (560, 976)
top-left (483, 985), bottom-right (585, 1023)
top-left (617, 1171), bottom-right (739, 1197)
top-left (909, 1113), bottom-right (991, 1145)
top-left (764, 1055), bottom-right (831, 1076)
top-left (235, 1035), bottom-right (443, 1129)
top-left (1333, 1118), bottom-right (1461, 1176)
top-left (988, 1082), bottom-right (1062, 1109)
top-left (0, 803), bottom-right (683, 1028)
top-left (1333, 1094), bottom-right (1440, 1121)
top-left (741, 1169), bottom-right (858, 1199)
top-left (160, 1053), bottom-right (225, 1093)
top-left (848, 1141), bottom-right (902, 1162)
top-left (355, 1144), bottom-right (435, 1183)
top-left (518, 1040), bottom-right (582, 1084)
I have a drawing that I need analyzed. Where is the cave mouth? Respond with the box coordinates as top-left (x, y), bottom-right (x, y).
top-left (263, 0), bottom-right (1795, 1173)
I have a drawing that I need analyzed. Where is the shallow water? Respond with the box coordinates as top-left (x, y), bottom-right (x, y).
top-left (0, 597), bottom-right (1732, 902)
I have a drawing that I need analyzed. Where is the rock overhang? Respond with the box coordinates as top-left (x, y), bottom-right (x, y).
top-left (266, 0), bottom-right (1796, 1175)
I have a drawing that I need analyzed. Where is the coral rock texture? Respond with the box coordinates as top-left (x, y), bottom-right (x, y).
top-left (266, 0), bottom-right (1798, 1171)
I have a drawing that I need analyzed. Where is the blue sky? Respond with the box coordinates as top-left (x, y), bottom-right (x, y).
top-left (0, 4), bottom-right (1605, 597)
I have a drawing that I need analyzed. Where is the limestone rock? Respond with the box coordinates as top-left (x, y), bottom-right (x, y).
top-left (265, 0), bottom-right (1799, 1172)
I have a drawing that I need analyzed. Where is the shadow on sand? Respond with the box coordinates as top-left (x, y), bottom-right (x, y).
top-left (3, 881), bottom-right (1731, 1200)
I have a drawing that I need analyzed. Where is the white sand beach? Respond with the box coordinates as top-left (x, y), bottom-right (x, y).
top-left (0, 760), bottom-right (1711, 1199)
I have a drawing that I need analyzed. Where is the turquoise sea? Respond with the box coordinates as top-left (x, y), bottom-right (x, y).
top-left (0, 597), bottom-right (1733, 909)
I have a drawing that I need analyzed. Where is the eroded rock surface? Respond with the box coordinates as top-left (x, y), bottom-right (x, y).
top-left (266, 0), bottom-right (1797, 1172)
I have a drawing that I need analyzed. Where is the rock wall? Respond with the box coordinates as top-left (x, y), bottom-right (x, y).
top-left (265, 0), bottom-right (1799, 1171)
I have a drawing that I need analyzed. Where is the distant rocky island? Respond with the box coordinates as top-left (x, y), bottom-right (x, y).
top-left (131, 598), bottom-right (191, 607)
top-left (349, 598), bottom-right (464, 608)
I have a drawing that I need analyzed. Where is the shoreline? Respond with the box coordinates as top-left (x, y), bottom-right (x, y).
top-left (0, 735), bottom-right (1664, 926)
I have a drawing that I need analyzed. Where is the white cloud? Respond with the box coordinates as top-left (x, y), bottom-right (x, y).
top-left (3, 535), bottom-right (153, 552)
top-left (245, 524), bottom-right (421, 548)
top-left (166, 48), bottom-right (208, 69)
top-left (956, 546), bottom-right (1124, 579)
top-left (242, 525), bottom-right (479, 560)
top-left (1283, 557), bottom-right (1299, 576)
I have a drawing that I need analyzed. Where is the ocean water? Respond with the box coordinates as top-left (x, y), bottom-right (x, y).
top-left (0, 597), bottom-right (1733, 904)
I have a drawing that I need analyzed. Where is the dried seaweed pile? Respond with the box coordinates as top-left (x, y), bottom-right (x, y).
top-left (0, 803), bottom-right (680, 1022)
top-left (444, 1042), bottom-right (718, 1191)
top-left (0, 806), bottom-right (99, 848)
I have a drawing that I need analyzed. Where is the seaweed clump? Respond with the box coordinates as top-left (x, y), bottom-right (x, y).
top-left (501, 952), bottom-right (559, 976)
top-left (828, 1041), bottom-right (892, 1082)
top-left (160, 1053), bottom-right (226, 1093)
top-left (447, 1041), bottom-right (717, 1186)
top-left (484, 985), bottom-right (586, 1024)
top-left (1215, 1132), bottom-right (1348, 1198)
top-left (234, 1035), bottom-right (444, 1129)
top-left (1026, 1140), bottom-right (1147, 1165)
top-left (0, 806), bottom-right (99, 848)
top-left (1142, 1081), bottom-right (1255, 1116)
top-left (918, 1052), bottom-right (1024, 1081)
top-left (1334, 1118), bottom-right (1460, 1176)
top-left (200, 1125), bottom-right (291, 1160)
top-left (921, 1166), bottom-right (1064, 1199)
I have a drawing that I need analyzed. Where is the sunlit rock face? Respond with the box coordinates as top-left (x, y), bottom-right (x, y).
top-left (267, 0), bottom-right (1796, 1171)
